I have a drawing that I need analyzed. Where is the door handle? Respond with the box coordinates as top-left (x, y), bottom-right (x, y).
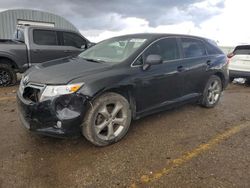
top-left (177, 65), bottom-right (186, 72)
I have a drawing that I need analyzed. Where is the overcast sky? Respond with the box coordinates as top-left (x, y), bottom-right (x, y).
top-left (0, 0), bottom-right (249, 46)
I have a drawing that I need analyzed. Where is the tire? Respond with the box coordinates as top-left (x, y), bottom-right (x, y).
top-left (245, 79), bottom-right (250, 85)
top-left (82, 92), bottom-right (132, 146)
top-left (201, 75), bottom-right (222, 108)
top-left (0, 63), bottom-right (17, 87)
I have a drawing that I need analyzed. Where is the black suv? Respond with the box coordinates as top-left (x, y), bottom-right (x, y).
top-left (17, 34), bottom-right (229, 146)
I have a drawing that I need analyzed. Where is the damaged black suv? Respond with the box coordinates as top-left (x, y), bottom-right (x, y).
top-left (17, 34), bottom-right (229, 146)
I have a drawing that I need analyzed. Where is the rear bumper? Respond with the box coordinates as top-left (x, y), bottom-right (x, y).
top-left (17, 91), bottom-right (88, 138)
top-left (229, 70), bottom-right (250, 79)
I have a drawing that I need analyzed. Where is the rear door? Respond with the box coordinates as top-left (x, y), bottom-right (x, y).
top-left (29, 29), bottom-right (66, 64)
top-left (178, 37), bottom-right (210, 97)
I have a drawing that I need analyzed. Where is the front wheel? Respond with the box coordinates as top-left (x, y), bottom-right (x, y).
top-left (201, 75), bottom-right (222, 108)
top-left (82, 92), bottom-right (132, 146)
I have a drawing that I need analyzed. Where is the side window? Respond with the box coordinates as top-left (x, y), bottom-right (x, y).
top-left (133, 56), bottom-right (143, 66)
top-left (133, 38), bottom-right (180, 66)
top-left (63, 32), bottom-right (86, 48)
top-left (144, 38), bottom-right (180, 61)
top-left (181, 38), bottom-right (206, 58)
top-left (33, 30), bottom-right (57, 45)
top-left (205, 42), bottom-right (223, 55)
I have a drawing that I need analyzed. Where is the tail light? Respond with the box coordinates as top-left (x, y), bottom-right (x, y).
top-left (227, 52), bottom-right (234, 59)
top-left (226, 52), bottom-right (234, 65)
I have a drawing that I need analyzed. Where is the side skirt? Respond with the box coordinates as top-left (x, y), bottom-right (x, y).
top-left (134, 93), bottom-right (201, 120)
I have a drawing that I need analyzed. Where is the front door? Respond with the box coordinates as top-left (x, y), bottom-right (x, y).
top-left (133, 37), bottom-right (183, 113)
top-left (60, 31), bottom-right (87, 56)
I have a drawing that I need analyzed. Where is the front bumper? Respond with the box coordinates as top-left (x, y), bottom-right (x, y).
top-left (17, 91), bottom-right (88, 138)
top-left (229, 70), bottom-right (250, 79)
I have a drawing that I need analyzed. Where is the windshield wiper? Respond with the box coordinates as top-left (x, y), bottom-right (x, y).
top-left (83, 58), bottom-right (106, 63)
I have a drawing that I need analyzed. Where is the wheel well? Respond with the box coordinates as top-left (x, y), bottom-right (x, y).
top-left (0, 57), bottom-right (18, 70)
top-left (98, 87), bottom-right (137, 119)
top-left (214, 72), bottom-right (225, 89)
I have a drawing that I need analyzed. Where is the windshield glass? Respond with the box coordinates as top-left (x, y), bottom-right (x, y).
top-left (79, 36), bottom-right (148, 63)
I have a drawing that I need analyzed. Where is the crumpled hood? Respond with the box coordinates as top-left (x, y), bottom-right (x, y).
top-left (25, 57), bottom-right (110, 85)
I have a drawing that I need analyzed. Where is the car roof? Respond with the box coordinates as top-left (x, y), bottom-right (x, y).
top-left (112, 33), bottom-right (207, 41)
top-left (17, 25), bottom-right (80, 34)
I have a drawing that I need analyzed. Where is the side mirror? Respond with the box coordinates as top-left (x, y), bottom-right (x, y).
top-left (143, 54), bottom-right (163, 70)
top-left (145, 54), bottom-right (163, 65)
top-left (81, 45), bottom-right (87, 50)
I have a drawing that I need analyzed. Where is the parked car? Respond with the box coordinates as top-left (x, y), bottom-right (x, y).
top-left (228, 45), bottom-right (250, 82)
top-left (0, 25), bottom-right (93, 86)
top-left (17, 34), bottom-right (229, 146)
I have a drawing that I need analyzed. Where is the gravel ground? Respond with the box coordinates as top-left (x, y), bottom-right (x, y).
top-left (0, 83), bottom-right (250, 188)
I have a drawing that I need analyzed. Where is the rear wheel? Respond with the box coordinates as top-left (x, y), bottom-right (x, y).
top-left (245, 79), bottom-right (250, 85)
top-left (82, 92), bottom-right (132, 146)
top-left (0, 63), bottom-right (17, 87)
top-left (201, 75), bottom-right (222, 108)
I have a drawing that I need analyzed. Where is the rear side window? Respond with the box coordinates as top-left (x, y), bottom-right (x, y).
top-left (205, 41), bottom-right (223, 55)
top-left (33, 30), bottom-right (57, 45)
top-left (63, 32), bottom-right (86, 48)
top-left (181, 38), bottom-right (206, 58)
top-left (144, 38), bottom-right (180, 61)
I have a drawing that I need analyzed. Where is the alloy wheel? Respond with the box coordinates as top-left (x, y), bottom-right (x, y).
top-left (0, 69), bottom-right (11, 86)
top-left (94, 101), bottom-right (127, 141)
top-left (207, 80), bottom-right (221, 105)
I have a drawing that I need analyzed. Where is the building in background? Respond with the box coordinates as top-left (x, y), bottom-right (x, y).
top-left (0, 9), bottom-right (78, 39)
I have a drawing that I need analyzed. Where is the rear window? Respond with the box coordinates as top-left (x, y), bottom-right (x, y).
top-left (33, 30), bottom-right (57, 46)
top-left (13, 29), bottom-right (24, 42)
top-left (181, 38), bottom-right (206, 58)
top-left (233, 45), bottom-right (250, 55)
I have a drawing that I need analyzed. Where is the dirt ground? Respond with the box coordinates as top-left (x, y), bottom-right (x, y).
top-left (0, 83), bottom-right (250, 188)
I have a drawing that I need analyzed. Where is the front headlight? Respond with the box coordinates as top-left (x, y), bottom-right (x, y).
top-left (40, 83), bottom-right (84, 102)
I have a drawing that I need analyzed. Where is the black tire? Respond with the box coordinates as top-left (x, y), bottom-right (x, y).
top-left (245, 79), bottom-right (250, 85)
top-left (82, 92), bottom-right (132, 146)
top-left (201, 75), bottom-right (222, 108)
top-left (0, 63), bottom-right (17, 87)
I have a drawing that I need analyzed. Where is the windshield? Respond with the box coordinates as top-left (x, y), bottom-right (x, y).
top-left (79, 36), bottom-right (148, 63)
